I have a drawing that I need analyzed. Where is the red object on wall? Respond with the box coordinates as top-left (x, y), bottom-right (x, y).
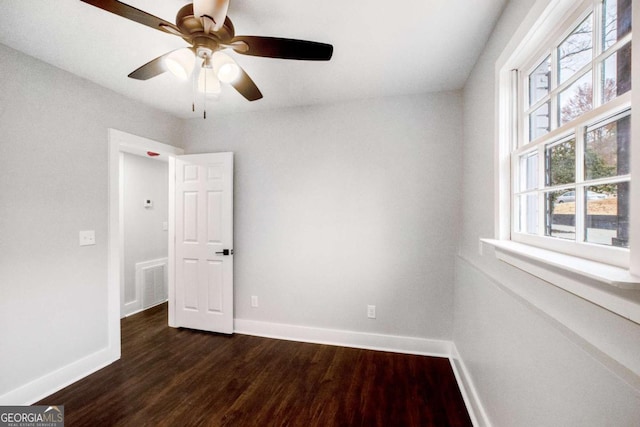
top-left (147, 151), bottom-right (160, 157)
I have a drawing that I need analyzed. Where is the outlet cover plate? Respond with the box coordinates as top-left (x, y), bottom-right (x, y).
top-left (79, 230), bottom-right (96, 246)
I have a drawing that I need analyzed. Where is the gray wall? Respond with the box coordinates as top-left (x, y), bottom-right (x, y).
top-left (122, 153), bottom-right (169, 315)
top-left (0, 43), bottom-right (183, 397)
top-left (183, 93), bottom-right (463, 340)
top-left (455, 0), bottom-right (640, 424)
top-left (3, 1), bottom-right (639, 421)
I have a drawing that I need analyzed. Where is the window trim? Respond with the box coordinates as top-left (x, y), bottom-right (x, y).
top-left (492, 0), bottom-right (640, 317)
top-left (480, 238), bottom-right (640, 323)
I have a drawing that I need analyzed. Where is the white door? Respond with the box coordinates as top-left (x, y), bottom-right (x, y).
top-left (171, 152), bottom-right (234, 334)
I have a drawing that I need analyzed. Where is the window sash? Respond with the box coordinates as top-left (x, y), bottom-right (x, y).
top-left (510, 0), bottom-right (632, 266)
top-left (519, 1), bottom-right (632, 148)
top-left (511, 102), bottom-right (631, 266)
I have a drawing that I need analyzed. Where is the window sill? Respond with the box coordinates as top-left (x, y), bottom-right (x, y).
top-left (480, 239), bottom-right (640, 324)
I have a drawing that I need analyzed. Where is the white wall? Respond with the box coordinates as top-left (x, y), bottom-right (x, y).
top-left (0, 43), bottom-right (183, 400)
top-left (455, 0), bottom-right (640, 425)
top-left (122, 153), bottom-right (168, 316)
top-left (183, 93), bottom-right (463, 340)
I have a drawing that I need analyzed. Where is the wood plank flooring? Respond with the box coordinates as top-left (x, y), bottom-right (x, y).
top-left (38, 304), bottom-right (472, 426)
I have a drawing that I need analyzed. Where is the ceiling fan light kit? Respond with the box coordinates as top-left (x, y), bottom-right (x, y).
top-left (80, 0), bottom-right (334, 116)
top-left (211, 52), bottom-right (239, 83)
top-left (165, 48), bottom-right (195, 80)
top-left (198, 67), bottom-right (221, 95)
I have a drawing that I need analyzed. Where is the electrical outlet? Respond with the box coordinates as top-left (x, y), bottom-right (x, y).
top-left (367, 305), bottom-right (376, 319)
top-left (79, 230), bottom-right (96, 246)
top-left (251, 296), bottom-right (259, 308)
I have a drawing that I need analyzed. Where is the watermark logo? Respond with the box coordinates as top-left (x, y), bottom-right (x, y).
top-left (0, 405), bottom-right (64, 427)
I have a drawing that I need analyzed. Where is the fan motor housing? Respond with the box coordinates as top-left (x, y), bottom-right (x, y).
top-left (176, 4), bottom-right (234, 43)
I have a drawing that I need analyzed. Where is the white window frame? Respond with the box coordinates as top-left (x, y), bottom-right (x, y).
top-left (486, 0), bottom-right (640, 321)
top-left (510, 0), bottom-right (632, 268)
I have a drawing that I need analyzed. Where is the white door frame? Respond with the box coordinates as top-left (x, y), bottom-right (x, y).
top-left (107, 128), bottom-right (184, 360)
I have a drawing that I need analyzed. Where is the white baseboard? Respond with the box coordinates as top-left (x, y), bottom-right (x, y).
top-left (450, 343), bottom-right (491, 427)
top-left (0, 346), bottom-right (119, 405)
top-left (122, 299), bottom-right (141, 318)
top-left (234, 318), bottom-right (451, 358)
top-left (123, 299), bottom-right (168, 318)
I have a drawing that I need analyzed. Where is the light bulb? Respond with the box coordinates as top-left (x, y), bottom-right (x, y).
top-left (212, 51), bottom-right (240, 83)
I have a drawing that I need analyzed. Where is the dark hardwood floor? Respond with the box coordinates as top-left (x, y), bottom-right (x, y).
top-left (38, 304), bottom-right (472, 426)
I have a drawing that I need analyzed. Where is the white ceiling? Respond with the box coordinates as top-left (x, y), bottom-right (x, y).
top-left (0, 0), bottom-right (506, 118)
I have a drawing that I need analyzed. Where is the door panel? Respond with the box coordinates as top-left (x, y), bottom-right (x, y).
top-left (207, 260), bottom-right (224, 312)
top-left (173, 152), bottom-right (233, 334)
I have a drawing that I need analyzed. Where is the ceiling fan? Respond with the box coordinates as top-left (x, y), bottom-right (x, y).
top-left (80, 0), bottom-right (334, 103)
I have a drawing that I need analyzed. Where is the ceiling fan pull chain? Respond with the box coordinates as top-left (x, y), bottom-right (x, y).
top-left (192, 63), bottom-right (197, 113)
top-left (203, 62), bottom-right (207, 119)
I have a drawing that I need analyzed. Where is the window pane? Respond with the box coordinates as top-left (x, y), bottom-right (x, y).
top-left (603, 0), bottom-right (632, 50)
top-left (520, 152), bottom-right (539, 191)
top-left (585, 113), bottom-right (630, 180)
top-left (518, 194), bottom-right (539, 234)
top-left (529, 56), bottom-right (551, 106)
top-left (585, 182), bottom-right (629, 247)
top-left (546, 189), bottom-right (576, 240)
top-left (559, 71), bottom-right (593, 126)
top-left (529, 102), bottom-right (550, 141)
top-left (602, 42), bottom-right (632, 103)
top-left (558, 14), bottom-right (593, 84)
top-left (546, 139), bottom-right (576, 186)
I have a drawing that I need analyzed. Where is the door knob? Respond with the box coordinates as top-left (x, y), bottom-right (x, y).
top-left (215, 249), bottom-right (233, 256)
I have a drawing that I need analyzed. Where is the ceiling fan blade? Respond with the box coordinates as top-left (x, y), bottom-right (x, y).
top-left (230, 66), bottom-right (263, 101)
top-left (231, 36), bottom-right (333, 61)
top-left (80, 0), bottom-right (182, 36)
top-left (128, 52), bottom-right (171, 80)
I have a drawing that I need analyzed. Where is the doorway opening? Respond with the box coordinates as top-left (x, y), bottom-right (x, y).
top-left (121, 151), bottom-right (169, 317)
top-left (107, 129), bottom-right (184, 358)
